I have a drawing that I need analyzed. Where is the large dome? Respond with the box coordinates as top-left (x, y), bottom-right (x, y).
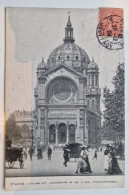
top-left (47, 42), bottom-right (90, 73)
top-left (47, 15), bottom-right (90, 73)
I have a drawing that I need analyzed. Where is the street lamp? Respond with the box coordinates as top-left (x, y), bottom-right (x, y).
top-left (84, 136), bottom-right (87, 145)
top-left (31, 128), bottom-right (34, 147)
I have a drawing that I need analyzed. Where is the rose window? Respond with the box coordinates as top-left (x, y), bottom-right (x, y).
top-left (53, 81), bottom-right (72, 102)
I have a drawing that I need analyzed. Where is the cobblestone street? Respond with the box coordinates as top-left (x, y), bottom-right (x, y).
top-left (6, 149), bottom-right (125, 177)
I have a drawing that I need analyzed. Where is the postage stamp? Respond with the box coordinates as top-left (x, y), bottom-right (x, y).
top-left (96, 8), bottom-right (124, 50)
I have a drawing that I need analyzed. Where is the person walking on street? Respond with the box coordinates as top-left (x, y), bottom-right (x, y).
top-left (85, 146), bottom-right (92, 173)
top-left (104, 144), bottom-right (110, 172)
top-left (76, 146), bottom-right (87, 174)
top-left (76, 145), bottom-right (92, 174)
top-left (63, 146), bottom-right (70, 167)
top-left (29, 147), bottom-right (34, 161)
top-left (92, 147), bottom-right (98, 160)
top-left (107, 146), bottom-right (123, 175)
top-left (37, 147), bottom-right (43, 160)
top-left (100, 147), bottom-right (103, 152)
top-left (47, 146), bottom-right (52, 161)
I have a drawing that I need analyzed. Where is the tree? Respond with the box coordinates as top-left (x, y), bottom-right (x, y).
top-left (102, 63), bottom-right (124, 142)
top-left (6, 114), bottom-right (21, 144)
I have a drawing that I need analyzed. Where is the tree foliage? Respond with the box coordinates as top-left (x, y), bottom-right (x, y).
top-left (6, 114), bottom-right (31, 145)
top-left (102, 63), bottom-right (124, 141)
top-left (6, 114), bottom-right (21, 141)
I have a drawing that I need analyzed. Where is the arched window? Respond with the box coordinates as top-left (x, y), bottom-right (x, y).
top-left (67, 55), bottom-right (70, 60)
top-left (87, 100), bottom-right (89, 108)
top-left (41, 109), bottom-right (45, 116)
top-left (68, 31), bottom-right (70, 37)
top-left (49, 124), bottom-right (56, 143)
top-left (69, 124), bottom-right (75, 142)
top-left (76, 56), bottom-right (78, 60)
top-left (58, 123), bottom-right (66, 144)
top-left (96, 75), bottom-right (98, 85)
top-left (92, 99), bottom-right (95, 109)
top-left (52, 57), bottom-right (54, 61)
top-left (40, 118), bottom-right (45, 126)
top-left (58, 56), bottom-right (60, 60)
top-left (92, 75), bottom-right (94, 86)
top-left (88, 75), bottom-right (90, 85)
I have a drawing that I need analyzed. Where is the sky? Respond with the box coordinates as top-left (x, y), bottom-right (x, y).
top-left (5, 7), bottom-right (124, 118)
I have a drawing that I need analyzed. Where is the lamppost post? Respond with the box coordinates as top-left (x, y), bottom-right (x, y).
top-left (31, 121), bottom-right (34, 148)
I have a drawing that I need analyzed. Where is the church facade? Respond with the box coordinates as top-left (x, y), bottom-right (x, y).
top-left (34, 16), bottom-right (101, 147)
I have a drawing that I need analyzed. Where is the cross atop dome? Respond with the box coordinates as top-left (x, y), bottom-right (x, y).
top-left (68, 11), bottom-right (70, 16)
top-left (63, 12), bottom-right (75, 43)
top-left (67, 11), bottom-right (72, 26)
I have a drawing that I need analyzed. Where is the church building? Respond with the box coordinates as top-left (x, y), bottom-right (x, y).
top-left (34, 15), bottom-right (101, 147)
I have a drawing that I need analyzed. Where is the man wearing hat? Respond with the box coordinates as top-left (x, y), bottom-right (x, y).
top-left (63, 145), bottom-right (70, 167)
top-left (47, 146), bottom-right (52, 161)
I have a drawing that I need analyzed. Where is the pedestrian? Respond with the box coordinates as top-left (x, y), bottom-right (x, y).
top-left (84, 146), bottom-right (92, 173)
top-left (107, 146), bottom-right (123, 175)
top-left (29, 147), bottom-right (34, 161)
top-left (92, 147), bottom-right (98, 160)
top-left (76, 146), bottom-right (87, 174)
top-left (47, 146), bottom-right (52, 160)
top-left (63, 146), bottom-right (70, 167)
top-left (104, 144), bottom-right (110, 172)
top-left (100, 147), bottom-right (103, 152)
top-left (37, 148), bottom-right (43, 160)
top-left (23, 147), bottom-right (27, 160)
top-left (118, 142), bottom-right (124, 159)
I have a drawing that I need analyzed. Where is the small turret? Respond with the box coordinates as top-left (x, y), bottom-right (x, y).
top-left (37, 57), bottom-right (48, 78)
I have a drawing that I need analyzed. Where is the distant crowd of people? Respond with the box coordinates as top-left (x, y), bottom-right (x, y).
top-left (28, 146), bottom-right (52, 161)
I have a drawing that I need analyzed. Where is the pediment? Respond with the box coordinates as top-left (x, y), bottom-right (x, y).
top-left (46, 64), bottom-right (85, 78)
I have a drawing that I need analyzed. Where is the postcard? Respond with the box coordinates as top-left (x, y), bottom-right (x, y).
top-left (5, 7), bottom-right (125, 190)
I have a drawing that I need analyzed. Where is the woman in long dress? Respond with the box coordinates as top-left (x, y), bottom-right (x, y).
top-left (84, 146), bottom-right (92, 173)
top-left (107, 147), bottom-right (123, 175)
top-left (76, 146), bottom-right (92, 174)
top-left (104, 144), bottom-right (110, 171)
top-left (76, 146), bottom-right (87, 174)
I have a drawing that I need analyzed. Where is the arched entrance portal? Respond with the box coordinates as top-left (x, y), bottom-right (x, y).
top-left (58, 123), bottom-right (67, 144)
top-left (49, 124), bottom-right (56, 144)
top-left (69, 124), bottom-right (75, 142)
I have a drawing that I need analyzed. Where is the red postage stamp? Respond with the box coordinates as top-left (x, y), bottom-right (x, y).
top-left (96, 8), bottom-right (124, 50)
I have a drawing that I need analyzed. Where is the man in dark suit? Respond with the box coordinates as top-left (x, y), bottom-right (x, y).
top-left (47, 146), bottom-right (52, 160)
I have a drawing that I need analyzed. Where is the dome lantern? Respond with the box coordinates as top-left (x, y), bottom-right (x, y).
top-left (63, 12), bottom-right (75, 43)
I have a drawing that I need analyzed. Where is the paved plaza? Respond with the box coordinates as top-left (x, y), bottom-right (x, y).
top-left (6, 149), bottom-right (125, 177)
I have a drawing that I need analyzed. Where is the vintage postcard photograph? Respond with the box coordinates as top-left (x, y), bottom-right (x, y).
top-left (5, 7), bottom-right (125, 190)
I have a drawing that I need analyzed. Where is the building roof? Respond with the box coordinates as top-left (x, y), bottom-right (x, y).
top-left (37, 15), bottom-right (90, 74)
top-left (47, 42), bottom-right (90, 73)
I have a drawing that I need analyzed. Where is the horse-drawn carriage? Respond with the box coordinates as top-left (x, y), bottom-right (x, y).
top-left (6, 147), bottom-right (24, 169)
top-left (65, 142), bottom-right (82, 159)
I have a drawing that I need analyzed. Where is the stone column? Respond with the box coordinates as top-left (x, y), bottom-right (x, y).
top-left (67, 122), bottom-right (69, 143)
top-left (56, 122), bottom-right (58, 145)
top-left (47, 122), bottom-right (49, 145)
top-left (75, 121), bottom-right (77, 142)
